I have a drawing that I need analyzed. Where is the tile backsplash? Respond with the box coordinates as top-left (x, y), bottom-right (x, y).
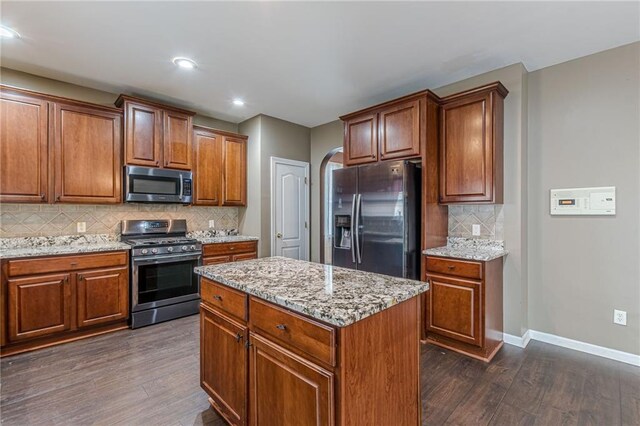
top-left (0, 203), bottom-right (238, 238)
top-left (448, 205), bottom-right (504, 240)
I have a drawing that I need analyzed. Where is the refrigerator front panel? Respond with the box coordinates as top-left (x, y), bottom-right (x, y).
top-left (331, 167), bottom-right (357, 269)
top-left (356, 161), bottom-right (406, 277)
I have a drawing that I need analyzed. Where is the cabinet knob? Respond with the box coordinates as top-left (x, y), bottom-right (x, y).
top-left (78, 274), bottom-right (84, 281)
top-left (275, 324), bottom-right (287, 331)
top-left (229, 246), bottom-right (235, 251)
top-left (371, 154), bottom-right (375, 158)
top-left (447, 265), bottom-right (455, 270)
top-left (380, 152), bottom-right (384, 157)
top-left (235, 333), bottom-right (243, 343)
top-left (55, 195), bottom-right (61, 202)
top-left (156, 161), bottom-right (160, 166)
top-left (213, 295), bottom-right (222, 301)
top-left (40, 193), bottom-right (45, 200)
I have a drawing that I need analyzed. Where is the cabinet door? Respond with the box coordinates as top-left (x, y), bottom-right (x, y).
top-left (201, 304), bottom-right (248, 426)
top-left (439, 92), bottom-right (496, 203)
top-left (0, 91), bottom-right (49, 203)
top-left (232, 252), bottom-right (257, 262)
top-left (426, 274), bottom-right (482, 347)
top-left (53, 102), bottom-right (122, 204)
top-left (77, 266), bottom-right (128, 328)
top-left (7, 274), bottom-right (71, 342)
top-left (163, 111), bottom-right (192, 170)
top-left (250, 333), bottom-right (334, 426)
top-left (344, 113), bottom-right (378, 166)
top-left (193, 128), bottom-right (221, 205)
top-left (203, 255), bottom-right (232, 265)
top-left (378, 99), bottom-right (420, 160)
top-left (124, 100), bottom-right (163, 167)
top-left (221, 136), bottom-right (247, 206)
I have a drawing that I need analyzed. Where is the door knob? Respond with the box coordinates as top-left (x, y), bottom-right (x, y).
top-left (276, 233), bottom-right (282, 239)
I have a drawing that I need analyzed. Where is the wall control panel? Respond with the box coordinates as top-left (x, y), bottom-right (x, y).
top-left (550, 187), bottom-right (616, 215)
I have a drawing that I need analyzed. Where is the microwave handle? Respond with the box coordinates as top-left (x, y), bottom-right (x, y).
top-left (179, 174), bottom-right (184, 200)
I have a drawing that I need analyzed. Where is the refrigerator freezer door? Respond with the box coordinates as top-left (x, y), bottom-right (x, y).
top-left (357, 161), bottom-right (406, 277)
top-left (331, 167), bottom-right (357, 269)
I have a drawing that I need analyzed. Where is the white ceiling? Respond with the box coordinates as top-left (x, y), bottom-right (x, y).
top-left (1, 2), bottom-right (638, 127)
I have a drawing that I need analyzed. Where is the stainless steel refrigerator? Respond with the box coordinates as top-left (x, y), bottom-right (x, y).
top-left (332, 160), bottom-right (421, 279)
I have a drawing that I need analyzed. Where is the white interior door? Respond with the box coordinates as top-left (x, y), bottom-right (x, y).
top-left (271, 157), bottom-right (309, 260)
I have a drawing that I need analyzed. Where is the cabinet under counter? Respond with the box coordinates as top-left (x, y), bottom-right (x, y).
top-left (194, 257), bottom-right (428, 426)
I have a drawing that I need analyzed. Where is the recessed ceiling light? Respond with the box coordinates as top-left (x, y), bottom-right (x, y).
top-left (0, 25), bottom-right (21, 39)
top-left (172, 57), bottom-right (197, 69)
top-left (232, 99), bottom-right (245, 106)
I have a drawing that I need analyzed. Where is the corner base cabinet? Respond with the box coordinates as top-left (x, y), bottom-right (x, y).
top-left (0, 251), bottom-right (129, 356)
top-left (200, 277), bottom-right (422, 426)
top-left (423, 255), bottom-right (504, 362)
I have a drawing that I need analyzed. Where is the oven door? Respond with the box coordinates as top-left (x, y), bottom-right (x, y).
top-left (125, 165), bottom-right (192, 204)
top-left (132, 253), bottom-right (201, 312)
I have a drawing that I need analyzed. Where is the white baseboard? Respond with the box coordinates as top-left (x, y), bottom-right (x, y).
top-left (504, 329), bottom-right (640, 366)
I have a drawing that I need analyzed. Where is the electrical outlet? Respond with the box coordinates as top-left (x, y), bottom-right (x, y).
top-left (614, 309), bottom-right (627, 326)
top-left (209, 220), bottom-right (215, 228)
top-left (77, 222), bottom-right (86, 233)
top-left (472, 224), bottom-right (481, 236)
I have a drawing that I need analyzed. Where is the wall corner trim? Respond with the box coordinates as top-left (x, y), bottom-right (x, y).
top-left (504, 329), bottom-right (640, 366)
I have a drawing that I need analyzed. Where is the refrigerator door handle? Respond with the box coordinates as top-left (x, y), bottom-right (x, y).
top-left (351, 194), bottom-right (357, 264)
top-left (355, 194), bottom-right (362, 264)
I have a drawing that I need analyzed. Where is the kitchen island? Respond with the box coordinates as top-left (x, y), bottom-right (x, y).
top-left (194, 257), bottom-right (429, 426)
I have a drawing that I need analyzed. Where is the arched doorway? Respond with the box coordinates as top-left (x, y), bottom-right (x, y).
top-left (319, 147), bottom-right (343, 264)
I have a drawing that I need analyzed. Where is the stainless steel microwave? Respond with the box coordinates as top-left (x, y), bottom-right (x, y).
top-left (124, 166), bottom-right (193, 204)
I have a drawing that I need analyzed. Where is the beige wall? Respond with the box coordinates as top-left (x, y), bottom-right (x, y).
top-left (309, 120), bottom-right (343, 263)
top-left (0, 67), bottom-right (239, 133)
top-left (239, 115), bottom-right (311, 257)
top-left (434, 63), bottom-right (530, 337)
top-left (528, 42), bottom-right (640, 355)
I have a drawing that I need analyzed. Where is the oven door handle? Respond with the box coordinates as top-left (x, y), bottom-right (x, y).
top-left (133, 253), bottom-right (202, 265)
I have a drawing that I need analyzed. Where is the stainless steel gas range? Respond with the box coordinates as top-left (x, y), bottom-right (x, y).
top-left (121, 219), bottom-right (202, 328)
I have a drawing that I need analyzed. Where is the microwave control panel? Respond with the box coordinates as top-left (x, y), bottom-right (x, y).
top-left (550, 187), bottom-right (616, 215)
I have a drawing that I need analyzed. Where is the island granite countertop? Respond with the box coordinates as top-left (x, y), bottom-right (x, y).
top-left (0, 234), bottom-right (131, 260)
top-left (194, 256), bottom-right (428, 327)
top-left (423, 237), bottom-right (507, 262)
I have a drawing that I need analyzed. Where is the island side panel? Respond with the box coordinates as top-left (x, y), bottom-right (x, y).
top-left (337, 296), bottom-right (421, 426)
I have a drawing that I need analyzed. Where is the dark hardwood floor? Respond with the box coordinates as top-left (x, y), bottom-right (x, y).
top-left (1, 315), bottom-right (638, 425)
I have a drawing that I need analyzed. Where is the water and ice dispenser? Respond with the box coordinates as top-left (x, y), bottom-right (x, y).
top-left (334, 215), bottom-right (352, 249)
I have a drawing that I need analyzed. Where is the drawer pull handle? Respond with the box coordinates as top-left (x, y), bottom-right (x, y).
top-left (78, 275), bottom-right (83, 281)
top-left (213, 295), bottom-right (223, 301)
top-left (229, 246), bottom-right (235, 251)
top-left (275, 324), bottom-right (287, 331)
top-left (447, 265), bottom-right (456, 270)
top-left (235, 333), bottom-right (243, 343)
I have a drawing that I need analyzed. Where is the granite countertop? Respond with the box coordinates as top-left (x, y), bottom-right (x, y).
top-left (0, 235), bottom-right (131, 260)
top-left (423, 237), bottom-right (507, 261)
top-left (194, 256), bottom-right (428, 327)
top-left (186, 230), bottom-right (258, 245)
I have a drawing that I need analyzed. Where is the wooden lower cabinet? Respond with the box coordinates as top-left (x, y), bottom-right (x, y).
top-left (201, 304), bottom-right (248, 426)
top-left (200, 277), bottom-right (422, 426)
top-left (424, 255), bottom-right (504, 362)
top-left (250, 333), bottom-right (334, 426)
top-left (202, 241), bottom-right (258, 266)
top-left (1, 251), bottom-right (129, 356)
top-left (7, 273), bottom-right (72, 342)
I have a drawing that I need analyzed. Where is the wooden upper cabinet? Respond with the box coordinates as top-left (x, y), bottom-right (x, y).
top-left (163, 111), bottom-right (192, 170)
top-left (193, 127), bottom-right (221, 206)
top-left (221, 135), bottom-right (247, 206)
top-left (116, 95), bottom-right (194, 170)
top-left (439, 82), bottom-right (507, 204)
top-left (201, 304), bottom-right (248, 426)
top-left (76, 266), bottom-right (128, 328)
top-left (7, 273), bottom-right (72, 342)
top-left (53, 102), bottom-right (122, 204)
top-left (0, 90), bottom-right (49, 203)
top-left (343, 113), bottom-right (378, 166)
top-left (378, 98), bottom-right (421, 160)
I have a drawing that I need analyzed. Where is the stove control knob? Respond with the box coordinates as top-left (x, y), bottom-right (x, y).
top-left (190, 245), bottom-right (196, 251)
top-left (141, 249), bottom-right (149, 255)
top-left (182, 245), bottom-right (188, 252)
top-left (167, 247), bottom-right (174, 253)
top-left (151, 248), bottom-right (159, 254)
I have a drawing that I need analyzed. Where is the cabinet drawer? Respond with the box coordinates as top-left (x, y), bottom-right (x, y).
top-left (201, 278), bottom-right (247, 322)
top-left (7, 251), bottom-right (128, 277)
top-left (203, 255), bottom-right (232, 266)
top-left (249, 297), bottom-right (336, 366)
top-left (203, 241), bottom-right (257, 257)
top-left (426, 257), bottom-right (482, 280)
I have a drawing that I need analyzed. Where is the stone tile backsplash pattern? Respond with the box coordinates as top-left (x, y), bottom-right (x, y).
top-left (0, 203), bottom-right (239, 238)
top-left (448, 205), bottom-right (504, 240)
